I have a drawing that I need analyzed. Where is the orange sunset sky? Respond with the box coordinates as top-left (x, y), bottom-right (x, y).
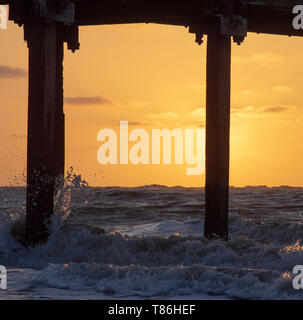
top-left (1, 14), bottom-right (303, 187)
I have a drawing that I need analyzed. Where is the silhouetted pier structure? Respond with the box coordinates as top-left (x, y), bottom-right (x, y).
top-left (2, 0), bottom-right (303, 245)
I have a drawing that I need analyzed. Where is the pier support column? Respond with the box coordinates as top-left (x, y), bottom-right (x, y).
top-left (25, 22), bottom-right (65, 246)
top-left (204, 29), bottom-right (231, 241)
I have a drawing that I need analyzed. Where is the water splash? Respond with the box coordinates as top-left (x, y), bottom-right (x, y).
top-left (7, 167), bottom-right (89, 245)
top-left (52, 167), bottom-right (88, 233)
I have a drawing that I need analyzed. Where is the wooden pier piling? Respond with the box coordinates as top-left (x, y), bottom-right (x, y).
top-left (25, 22), bottom-right (64, 246)
top-left (204, 30), bottom-right (231, 241)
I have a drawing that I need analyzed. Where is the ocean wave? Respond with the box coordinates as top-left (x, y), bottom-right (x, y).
top-left (1, 184), bottom-right (303, 299)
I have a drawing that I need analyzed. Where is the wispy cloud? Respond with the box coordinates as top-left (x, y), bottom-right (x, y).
top-left (0, 65), bottom-right (27, 78)
top-left (260, 106), bottom-right (289, 113)
top-left (231, 105), bottom-right (290, 117)
top-left (119, 100), bottom-right (151, 108)
top-left (232, 52), bottom-right (286, 66)
top-left (65, 96), bottom-right (112, 106)
top-left (189, 108), bottom-right (205, 119)
top-left (250, 53), bottom-right (286, 64)
top-left (241, 90), bottom-right (254, 95)
top-left (127, 121), bottom-right (147, 126)
top-left (272, 85), bottom-right (291, 93)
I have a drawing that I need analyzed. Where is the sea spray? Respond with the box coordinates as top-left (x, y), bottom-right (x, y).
top-left (7, 167), bottom-right (89, 246)
top-left (51, 167), bottom-right (88, 234)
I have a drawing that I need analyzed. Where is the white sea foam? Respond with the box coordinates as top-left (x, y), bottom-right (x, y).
top-left (1, 184), bottom-right (303, 299)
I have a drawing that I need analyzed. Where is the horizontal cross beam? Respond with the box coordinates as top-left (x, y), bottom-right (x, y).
top-left (72, 0), bottom-right (303, 37)
top-left (5, 1), bottom-right (303, 37)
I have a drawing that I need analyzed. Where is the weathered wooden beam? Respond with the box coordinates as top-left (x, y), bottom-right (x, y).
top-left (73, 0), bottom-right (303, 37)
top-left (7, 1), bottom-right (303, 37)
top-left (75, 0), bottom-right (192, 25)
top-left (25, 22), bottom-right (64, 246)
top-left (204, 28), bottom-right (231, 241)
top-left (55, 37), bottom-right (65, 179)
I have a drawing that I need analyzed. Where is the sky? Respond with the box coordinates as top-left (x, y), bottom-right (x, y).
top-left (1, 16), bottom-right (303, 187)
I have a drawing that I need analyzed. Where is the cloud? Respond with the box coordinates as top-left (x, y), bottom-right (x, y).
top-left (127, 121), bottom-right (147, 126)
top-left (260, 106), bottom-right (289, 113)
top-left (65, 96), bottom-right (112, 106)
top-left (250, 53), bottom-right (286, 64)
top-left (243, 105), bottom-right (255, 112)
top-left (65, 96), bottom-right (149, 109)
top-left (272, 85), bottom-right (291, 93)
top-left (189, 108), bottom-right (205, 119)
top-left (0, 65), bottom-right (27, 78)
top-left (241, 90), bottom-right (254, 95)
top-left (232, 105), bottom-right (290, 117)
top-left (119, 100), bottom-right (151, 108)
top-left (180, 120), bottom-right (205, 128)
top-left (231, 105), bottom-right (256, 117)
top-left (232, 53), bottom-right (286, 66)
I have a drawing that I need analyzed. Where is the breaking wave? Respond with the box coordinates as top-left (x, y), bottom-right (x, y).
top-left (1, 177), bottom-right (303, 299)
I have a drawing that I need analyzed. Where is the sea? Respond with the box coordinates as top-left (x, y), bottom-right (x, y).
top-left (1, 171), bottom-right (303, 300)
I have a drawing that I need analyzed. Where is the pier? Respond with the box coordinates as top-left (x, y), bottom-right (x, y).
top-left (2, 0), bottom-right (303, 245)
